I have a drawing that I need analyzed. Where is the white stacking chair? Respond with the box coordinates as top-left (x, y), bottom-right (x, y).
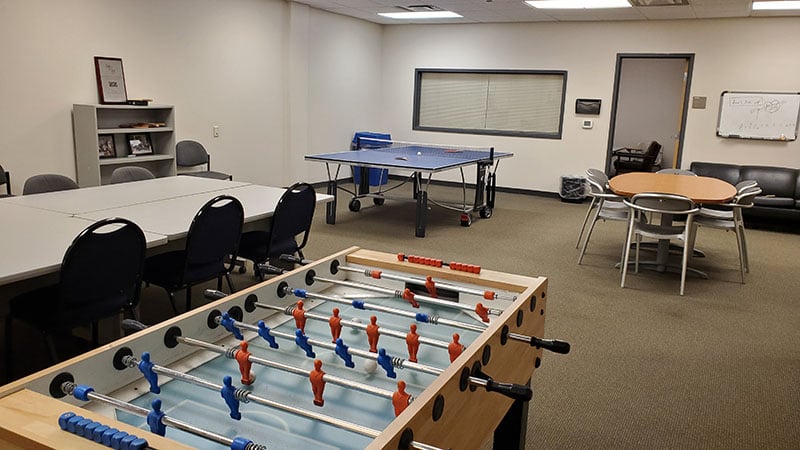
top-left (577, 169), bottom-right (630, 265)
top-left (694, 185), bottom-right (762, 282)
top-left (621, 193), bottom-right (699, 296)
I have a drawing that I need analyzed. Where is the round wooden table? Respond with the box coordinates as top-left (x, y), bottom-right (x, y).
top-left (608, 172), bottom-right (736, 279)
top-left (608, 172), bottom-right (736, 203)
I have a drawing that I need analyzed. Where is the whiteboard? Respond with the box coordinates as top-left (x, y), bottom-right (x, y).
top-left (716, 91), bottom-right (800, 141)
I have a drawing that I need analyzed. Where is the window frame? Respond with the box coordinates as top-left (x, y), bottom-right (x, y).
top-left (412, 68), bottom-right (568, 139)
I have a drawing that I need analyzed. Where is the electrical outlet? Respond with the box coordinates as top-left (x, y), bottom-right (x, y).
top-left (213, 125), bottom-right (220, 138)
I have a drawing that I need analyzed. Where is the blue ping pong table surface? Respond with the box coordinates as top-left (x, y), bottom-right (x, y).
top-left (305, 145), bottom-right (513, 172)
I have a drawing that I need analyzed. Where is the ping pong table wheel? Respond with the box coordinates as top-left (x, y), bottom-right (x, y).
top-left (460, 213), bottom-right (472, 227)
top-left (373, 196), bottom-right (385, 206)
top-left (479, 207), bottom-right (492, 219)
top-left (348, 198), bottom-right (361, 212)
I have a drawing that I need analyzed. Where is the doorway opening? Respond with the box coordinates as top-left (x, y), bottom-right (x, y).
top-left (606, 53), bottom-right (694, 176)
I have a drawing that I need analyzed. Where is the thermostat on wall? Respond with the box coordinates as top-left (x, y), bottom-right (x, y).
top-left (582, 119), bottom-right (593, 129)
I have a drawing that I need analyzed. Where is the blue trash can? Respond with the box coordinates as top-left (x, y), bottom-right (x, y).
top-left (351, 132), bottom-right (390, 186)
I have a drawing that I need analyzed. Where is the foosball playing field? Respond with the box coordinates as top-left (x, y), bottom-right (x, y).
top-left (0, 247), bottom-right (568, 450)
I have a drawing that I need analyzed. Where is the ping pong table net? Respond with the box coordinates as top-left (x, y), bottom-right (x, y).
top-left (354, 137), bottom-right (495, 160)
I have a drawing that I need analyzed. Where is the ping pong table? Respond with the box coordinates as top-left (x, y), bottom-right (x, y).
top-left (305, 139), bottom-right (513, 237)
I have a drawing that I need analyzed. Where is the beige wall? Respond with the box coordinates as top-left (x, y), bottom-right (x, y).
top-left (381, 18), bottom-right (800, 192)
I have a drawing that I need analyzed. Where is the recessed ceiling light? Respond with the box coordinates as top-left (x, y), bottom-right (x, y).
top-left (378, 11), bottom-right (463, 19)
top-left (752, 1), bottom-right (800, 10)
top-left (526, 0), bottom-right (632, 9)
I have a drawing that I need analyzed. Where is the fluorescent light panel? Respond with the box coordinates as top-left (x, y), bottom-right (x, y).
top-left (752, 1), bottom-right (800, 10)
top-left (526, 0), bottom-right (632, 9)
top-left (378, 11), bottom-right (462, 19)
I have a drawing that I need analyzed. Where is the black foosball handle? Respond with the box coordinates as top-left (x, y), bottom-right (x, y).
top-left (256, 263), bottom-right (288, 276)
top-left (484, 378), bottom-right (533, 402)
top-left (279, 254), bottom-right (314, 265)
top-left (530, 337), bottom-right (571, 355)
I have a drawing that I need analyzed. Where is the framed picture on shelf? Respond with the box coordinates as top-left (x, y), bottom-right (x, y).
top-left (98, 135), bottom-right (116, 158)
top-left (127, 133), bottom-right (153, 156)
top-left (94, 56), bottom-right (128, 104)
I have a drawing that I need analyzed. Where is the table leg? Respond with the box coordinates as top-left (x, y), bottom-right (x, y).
top-left (325, 178), bottom-right (337, 225)
top-left (492, 378), bottom-right (530, 450)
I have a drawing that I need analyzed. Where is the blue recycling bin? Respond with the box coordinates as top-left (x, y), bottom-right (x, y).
top-left (351, 132), bottom-right (390, 186)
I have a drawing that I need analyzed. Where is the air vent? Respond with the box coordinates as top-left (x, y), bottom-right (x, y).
top-left (398, 4), bottom-right (443, 12)
top-left (629, 0), bottom-right (689, 6)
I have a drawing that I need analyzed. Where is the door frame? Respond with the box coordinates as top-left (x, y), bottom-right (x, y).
top-left (605, 53), bottom-right (695, 174)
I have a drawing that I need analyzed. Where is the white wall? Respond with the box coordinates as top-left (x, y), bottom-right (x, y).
top-left (381, 19), bottom-right (800, 192)
top-left (1, 3), bottom-right (798, 196)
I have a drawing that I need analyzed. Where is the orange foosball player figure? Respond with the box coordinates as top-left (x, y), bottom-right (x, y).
top-left (309, 359), bottom-right (326, 407)
top-left (366, 315), bottom-right (380, 353)
top-left (392, 380), bottom-right (412, 417)
top-left (293, 300), bottom-right (307, 333)
top-left (329, 308), bottom-right (343, 343)
top-left (406, 324), bottom-right (420, 363)
top-left (448, 333), bottom-right (464, 363)
top-left (235, 341), bottom-right (256, 385)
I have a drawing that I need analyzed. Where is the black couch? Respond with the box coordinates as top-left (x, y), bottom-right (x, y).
top-left (690, 161), bottom-right (800, 228)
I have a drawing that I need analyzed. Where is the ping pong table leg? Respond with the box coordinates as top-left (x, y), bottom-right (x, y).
top-left (415, 189), bottom-right (428, 238)
top-left (326, 179), bottom-right (337, 224)
top-left (487, 170), bottom-right (496, 209)
top-left (473, 163), bottom-right (488, 211)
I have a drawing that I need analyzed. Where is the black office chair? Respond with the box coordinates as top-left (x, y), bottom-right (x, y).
top-left (5, 218), bottom-right (146, 373)
top-left (23, 174), bottom-right (79, 195)
top-left (238, 182), bottom-right (316, 280)
top-left (613, 141), bottom-right (662, 174)
top-left (176, 140), bottom-right (232, 181)
top-left (110, 166), bottom-right (156, 184)
top-left (143, 195), bottom-right (244, 314)
top-left (0, 164), bottom-right (11, 197)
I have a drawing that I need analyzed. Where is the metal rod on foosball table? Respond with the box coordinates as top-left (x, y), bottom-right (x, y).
top-left (215, 315), bottom-right (446, 376)
top-left (121, 355), bottom-right (381, 438)
top-left (336, 264), bottom-right (518, 301)
top-left (177, 336), bottom-right (399, 400)
top-left (60, 382), bottom-right (266, 450)
top-left (286, 286), bottom-right (488, 333)
top-left (313, 276), bottom-right (503, 321)
top-left (255, 301), bottom-right (452, 349)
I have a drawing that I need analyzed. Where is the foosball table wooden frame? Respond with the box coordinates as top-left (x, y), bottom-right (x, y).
top-left (0, 247), bottom-right (552, 449)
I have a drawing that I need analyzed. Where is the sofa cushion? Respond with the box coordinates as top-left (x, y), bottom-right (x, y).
top-left (740, 166), bottom-right (799, 198)
top-left (753, 196), bottom-right (795, 208)
top-left (689, 162), bottom-right (741, 185)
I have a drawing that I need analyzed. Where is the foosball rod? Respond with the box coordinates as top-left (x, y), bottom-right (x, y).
top-left (279, 255), bottom-right (517, 301)
top-left (121, 354), bottom-right (382, 437)
top-left (313, 275), bottom-right (503, 321)
top-left (178, 335), bottom-right (400, 401)
top-left (287, 286), bottom-right (487, 333)
top-left (337, 264), bottom-right (516, 301)
top-left (217, 314), bottom-right (531, 401)
top-left (216, 314), bottom-right (445, 377)
top-left (60, 382), bottom-right (266, 450)
top-left (254, 301), bottom-right (452, 349)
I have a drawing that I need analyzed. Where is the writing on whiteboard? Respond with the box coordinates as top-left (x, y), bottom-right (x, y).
top-left (717, 92), bottom-right (799, 140)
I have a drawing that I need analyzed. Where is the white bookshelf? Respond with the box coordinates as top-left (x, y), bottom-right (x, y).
top-left (73, 104), bottom-right (177, 186)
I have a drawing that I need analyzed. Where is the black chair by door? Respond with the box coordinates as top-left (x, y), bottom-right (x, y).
top-left (613, 141), bottom-right (662, 174)
top-left (238, 182), bottom-right (316, 280)
top-left (142, 195), bottom-right (244, 314)
top-left (5, 218), bottom-right (146, 375)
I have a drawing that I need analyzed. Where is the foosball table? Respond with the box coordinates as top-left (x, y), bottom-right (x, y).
top-left (0, 247), bottom-right (568, 449)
